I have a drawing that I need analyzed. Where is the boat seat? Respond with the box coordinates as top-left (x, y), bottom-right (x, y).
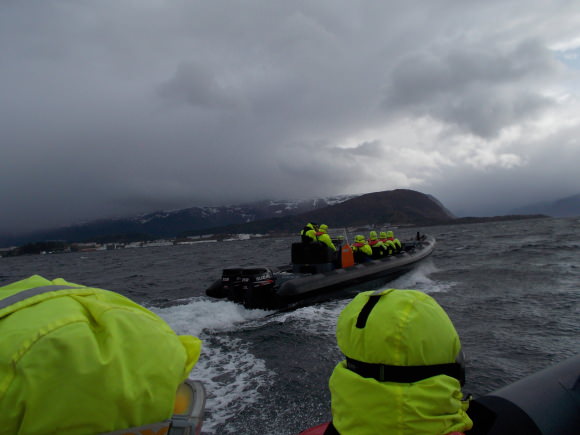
top-left (353, 251), bottom-right (372, 264)
top-left (291, 242), bottom-right (334, 265)
top-left (370, 246), bottom-right (384, 259)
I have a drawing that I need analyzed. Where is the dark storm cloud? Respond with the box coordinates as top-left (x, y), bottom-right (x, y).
top-left (1, 1), bottom-right (579, 234)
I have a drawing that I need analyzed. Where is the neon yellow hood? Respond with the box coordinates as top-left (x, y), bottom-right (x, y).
top-left (0, 275), bottom-right (202, 435)
top-left (329, 289), bottom-right (472, 435)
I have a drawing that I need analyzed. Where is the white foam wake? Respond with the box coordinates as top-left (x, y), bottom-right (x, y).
top-left (382, 258), bottom-right (455, 293)
top-left (152, 298), bottom-right (275, 433)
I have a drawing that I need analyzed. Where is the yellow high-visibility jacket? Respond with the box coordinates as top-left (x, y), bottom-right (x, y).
top-left (0, 275), bottom-right (201, 435)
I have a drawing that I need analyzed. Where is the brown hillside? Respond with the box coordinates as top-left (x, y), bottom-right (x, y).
top-left (187, 189), bottom-right (454, 236)
top-left (305, 189), bottom-right (453, 226)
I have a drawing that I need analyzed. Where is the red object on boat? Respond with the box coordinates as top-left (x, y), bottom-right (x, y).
top-left (298, 422), bottom-right (330, 435)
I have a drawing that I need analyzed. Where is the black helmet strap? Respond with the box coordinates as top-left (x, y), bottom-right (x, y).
top-left (346, 356), bottom-right (465, 386)
top-left (355, 294), bottom-right (382, 328)
top-left (355, 289), bottom-right (396, 328)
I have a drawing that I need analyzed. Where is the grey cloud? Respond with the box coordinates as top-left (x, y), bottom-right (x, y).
top-left (425, 120), bottom-right (580, 216)
top-left (384, 39), bottom-right (561, 137)
top-left (1, 1), bottom-right (579, 234)
top-left (336, 141), bottom-right (384, 158)
top-left (157, 63), bottom-right (235, 109)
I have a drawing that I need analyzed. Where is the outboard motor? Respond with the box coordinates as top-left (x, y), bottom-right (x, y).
top-left (468, 354), bottom-right (580, 434)
top-left (239, 267), bottom-right (277, 309)
top-left (221, 267), bottom-right (245, 302)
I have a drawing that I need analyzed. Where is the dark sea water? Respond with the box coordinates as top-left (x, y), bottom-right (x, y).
top-left (1, 217), bottom-right (579, 434)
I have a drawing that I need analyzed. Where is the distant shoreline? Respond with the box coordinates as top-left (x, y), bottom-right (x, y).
top-left (1, 214), bottom-right (552, 256)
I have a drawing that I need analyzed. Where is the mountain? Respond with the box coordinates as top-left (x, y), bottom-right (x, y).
top-left (1, 189), bottom-right (547, 248)
top-left (511, 193), bottom-right (580, 217)
top-left (182, 189), bottom-right (457, 236)
top-left (0, 195), bottom-right (357, 247)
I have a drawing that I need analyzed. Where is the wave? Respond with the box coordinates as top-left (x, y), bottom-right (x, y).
top-left (152, 299), bottom-right (276, 432)
top-left (384, 258), bottom-right (455, 294)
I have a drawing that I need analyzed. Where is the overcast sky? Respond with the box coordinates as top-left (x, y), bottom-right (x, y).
top-left (2, 1), bottom-right (579, 234)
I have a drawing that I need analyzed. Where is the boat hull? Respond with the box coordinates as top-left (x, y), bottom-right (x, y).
top-left (206, 235), bottom-right (436, 309)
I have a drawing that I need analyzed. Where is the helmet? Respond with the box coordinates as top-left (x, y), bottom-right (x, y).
top-left (369, 231), bottom-right (377, 240)
top-left (329, 289), bottom-right (471, 434)
top-left (319, 224), bottom-right (329, 233)
top-left (354, 235), bottom-right (365, 243)
top-left (386, 230), bottom-right (394, 238)
top-left (0, 276), bottom-right (203, 435)
top-left (336, 288), bottom-right (464, 383)
top-left (379, 232), bottom-right (387, 239)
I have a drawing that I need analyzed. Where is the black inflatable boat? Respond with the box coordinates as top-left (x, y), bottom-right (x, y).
top-left (205, 233), bottom-right (436, 309)
top-left (299, 353), bottom-right (580, 435)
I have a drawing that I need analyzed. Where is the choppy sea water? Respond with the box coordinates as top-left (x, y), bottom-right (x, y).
top-left (1, 217), bottom-right (579, 434)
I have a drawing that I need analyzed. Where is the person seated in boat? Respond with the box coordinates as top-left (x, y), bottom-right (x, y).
top-left (379, 231), bottom-right (396, 255)
top-left (367, 231), bottom-right (387, 258)
top-left (303, 289), bottom-right (472, 435)
top-left (0, 275), bottom-right (205, 435)
top-left (300, 222), bottom-right (319, 243)
top-left (351, 235), bottom-right (373, 263)
top-left (316, 224), bottom-right (336, 252)
top-left (386, 230), bottom-right (402, 253)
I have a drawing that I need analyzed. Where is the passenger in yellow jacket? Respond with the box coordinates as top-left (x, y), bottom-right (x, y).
top-left (0, 275), bottom-right (204, 435)
top-left (367, 231), bottom-right (386, 258)
top-left (316, 224), bottom-right (336, 251)
top-left (327, 289), bottom-right (472, 435)
top-left (386, 230), bottom-right (402, 253)
top-left (351, 235), bottom-right (372, 263)
top-left (379, 231), bottom-right (396, 255)
top-left (300, 222), bottom-right (318, 243)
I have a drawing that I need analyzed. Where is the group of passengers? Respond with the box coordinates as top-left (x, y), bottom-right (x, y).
top-left (300, 222), bottom-right (402, 264)
top-left (300, 222), bottom-right (337, 252)
top-left (351, 230), bottom-right (402, 262)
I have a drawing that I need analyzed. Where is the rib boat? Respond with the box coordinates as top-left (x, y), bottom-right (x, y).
top-left (205, 233), bottom-right (436, 309)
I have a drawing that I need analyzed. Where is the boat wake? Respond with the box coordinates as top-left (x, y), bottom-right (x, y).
top-left (152, 298), bottom-right (276, 433)
top-left (148, 259), bottom-right (452, 433)
top-left (385, 258), bottom-right (454, 294)
top-left (152, 297), bottom-right (272, 336)
top-left (241, 299), bottom-right (346, 337)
